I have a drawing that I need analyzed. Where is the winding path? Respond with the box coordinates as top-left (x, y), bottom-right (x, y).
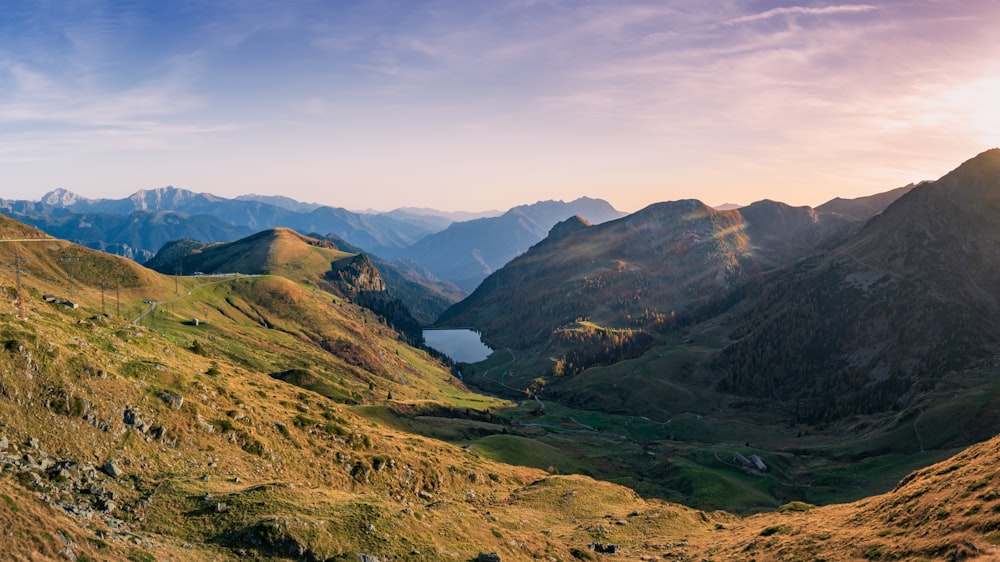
top-left (0, 238), bottom-right (62, 243)
top-left (133, 274), bottom-right (258, 324)
top-left (479, 346), bottom-right (521, 394)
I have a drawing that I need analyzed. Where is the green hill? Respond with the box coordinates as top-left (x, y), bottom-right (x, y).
top-left (4, 211), bottom-right (1000, 560)
top-left (145, 228), bottom-right (425, 343)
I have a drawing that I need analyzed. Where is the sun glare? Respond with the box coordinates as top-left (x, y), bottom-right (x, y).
top-left (942, 73), bottom-right (1000, 145)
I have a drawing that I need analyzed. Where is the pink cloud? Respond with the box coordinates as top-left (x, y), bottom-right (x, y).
top-left (725, 4), bottom-right (878, 25)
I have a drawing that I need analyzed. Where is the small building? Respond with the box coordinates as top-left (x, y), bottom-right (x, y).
top-left (733, 452), bottom-right (751, 467)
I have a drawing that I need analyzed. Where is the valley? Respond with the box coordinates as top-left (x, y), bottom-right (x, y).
top-left (420, 323), bottom-right (935, 510)
top-left (425, 150), bottom-right (1000, 519)
top-left (2, 150), bottom-right (1000, 560)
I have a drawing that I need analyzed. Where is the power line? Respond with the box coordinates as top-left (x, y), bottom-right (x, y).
top-left (59, 250), bottom-right (80, 299)
top-left (4, 247), bottom-right (30, 318)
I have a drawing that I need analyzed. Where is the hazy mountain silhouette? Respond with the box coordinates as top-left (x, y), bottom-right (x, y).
top-left (401, 197), bottom-right (626, 292)
top-left (1, 209), bottom-right (252, 262)
top-left (2, 186), bottom-right (438, 256)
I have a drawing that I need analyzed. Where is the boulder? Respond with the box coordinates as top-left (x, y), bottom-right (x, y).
top-left (159, 391), bottom-right (184, 410)
top-left (101, 461), bottom-right (122, 478)
top-left (123, 407), bottom-right (139, 426)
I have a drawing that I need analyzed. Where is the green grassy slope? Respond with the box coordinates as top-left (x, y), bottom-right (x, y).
top-left (5, 213), bottom-right (1000, 561)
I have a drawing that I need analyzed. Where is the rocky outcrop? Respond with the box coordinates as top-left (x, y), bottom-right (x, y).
top-left (547, 215), bottom-right (591, 241)
top-left (0, 433), bottom-right (149, 550)
top-left (328, 254), bottom-right (387, 294)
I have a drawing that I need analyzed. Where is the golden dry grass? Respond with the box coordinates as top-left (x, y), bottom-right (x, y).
top-left (2, 217), bottom-right (1000, 561)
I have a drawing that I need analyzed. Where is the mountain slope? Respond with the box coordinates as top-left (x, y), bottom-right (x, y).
top-left (401, 197), bottom-right (626, 292)
top-left (0, 219), bottom-right (574, 559)
top-left (816, 183), bottom-right (915, 220)
top-left (145, 227), bottom-right (351, 279)
top-left (426, 153), bottom-right (1000, 515)
top-left (316, 233), bottom-right (466, 326)
top-left (438, 200), bottom-right (752, 348)
top-left (696, 431), bottom-right (1000, 560)
top-left (738, 199), bottom-right (856, 267)
top-left (718, 148), bottom-right (1000, 422)
top-left (437, 186), bottom-right (908, 353)
top-left (145, 228), bottom-right (428, 343)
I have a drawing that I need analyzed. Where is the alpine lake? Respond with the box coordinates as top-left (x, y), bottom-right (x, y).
top-left (423, 329), bottom-right (492, 363)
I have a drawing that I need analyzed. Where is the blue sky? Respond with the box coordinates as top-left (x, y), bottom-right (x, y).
top-left (2, 1), bottom-right (999, 212)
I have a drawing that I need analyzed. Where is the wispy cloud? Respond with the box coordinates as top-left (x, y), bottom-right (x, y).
top-left (2, 1), bottom-right (999, 210)
top-left (724, 4), bottom-right (878, 26)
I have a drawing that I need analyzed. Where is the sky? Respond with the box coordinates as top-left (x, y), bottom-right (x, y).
top-left (2, 1), bottom-right (999, 213)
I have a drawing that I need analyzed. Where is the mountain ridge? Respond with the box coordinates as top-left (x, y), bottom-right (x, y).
top-left (3, 189), bottom-right (629, 297)
top-left (435, 186), bottom-right (909, 351)
top-left (400, 196), bottom-right (627, 292)
top-left (717, 148), bottom-right (1000, 422)
top-left (4, 186), bottom-right (437, 256)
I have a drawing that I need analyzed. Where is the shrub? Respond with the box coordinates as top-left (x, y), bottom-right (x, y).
top-left (190, 340), bottom-right (207, 355)
top-left (760, 525), bottom-right (787, 536)
top-left (778, 501), bottom-right (816, 513)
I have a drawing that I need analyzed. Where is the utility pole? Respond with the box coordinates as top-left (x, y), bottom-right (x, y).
top-left (59, 251), bottom-right (79, 299)
top-left (8, 247), bottom-right (29, 318)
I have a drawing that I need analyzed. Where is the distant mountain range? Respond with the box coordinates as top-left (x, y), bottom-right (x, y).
top-left (0, 209), bottom-right (254, 262)
top-left (3, 186), bottom-right (436, 256)
top-left (372, 207), bottom-right (503, 233)
top-left (233, 193), bottom-right (323, 213)
top-left (1, 188), bottom-right (627, 318)
top-left (396, 197), bottom-right (627, 292)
